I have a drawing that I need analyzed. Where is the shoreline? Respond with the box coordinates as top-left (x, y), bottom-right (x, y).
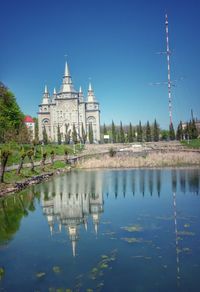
top-left (1, 149), bottom-right (200, 198)
top-left (0, 166), bottom-right (71, 197)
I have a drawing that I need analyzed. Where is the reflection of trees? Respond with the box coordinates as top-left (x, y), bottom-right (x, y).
top-left (139, 170), bottom-right (145, 196)
top-left (156, 170), bottom-right (161, 197)
top-left (180, 171), bottom-right (186, 194)
top-left (148, 170), bottom-right (153, 196)
top-left (122, 171), bottom-right (126, 197)
top-left (0, 191), bottom-right (36, 245)
top-left (188, 170), bottom-right (199, 194)
top-left (114, 172), bottom-right (118, 198)
top-left (172, 170), bottom-right (177, 193)
top-left (131, 171), bottom-right (135, 195)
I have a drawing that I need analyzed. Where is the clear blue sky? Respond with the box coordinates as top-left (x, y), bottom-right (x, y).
top-left (1, 0), bottom-right (200, 129)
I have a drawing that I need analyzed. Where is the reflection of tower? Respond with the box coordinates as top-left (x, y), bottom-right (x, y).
top-left (40, 170), bottom-right (104, 256)
top-left (68, 225), bottom-right (79, 257)
top-left (173, 192), bottom-right (180, 285)
top-left (90, 193), bottom-right (104, 235)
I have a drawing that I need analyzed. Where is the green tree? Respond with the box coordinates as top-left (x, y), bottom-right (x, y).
top-left (50, 150), bottom-right (55, 165)
top-left (161, 129), bottom-right (169, 141)
top-left (81, 123), bottom-right (87, 144)
top-left (169, 123), bottom-right (175, 140)
top-left (57, 124), bottom-right (61, 145)
top-left (145, 121), bottom-right (151, 142)
top-left (0, 147), bottom-right (11, 183)
top-left (89, 123), bottom-right (94, 144)
top-left (153, 119), bottom-right (160, 142)
top-left (0, 83), bottom-right (27, 143)
top-left (127, 123), bottom-right (133, 143)
top-left (42, 126), bottom-right (48, 145)
top-left (190, 119), bottom-right (198, 139)
top-left (33, 117), bottom-right (39, 143)
top-left (26, 149), bottom-right (34, 172)
top-left (72, 124), bottom-right (78, 144)
top-left (119, 121), bottom-right (125, 143)
top-left (111, 120), bottom-right (116, 143)
top-left (40, 151), bottom-right (47, 171)
top-left (137, 121), bottom-right (143, 142)
top-left (103, 123), bottom-right (108, 135)
top-left (64, 123), bottom-right (71, 144)
top-left (16, 148), bottom-right (26, 175)
top-left (176, 121), bottom-right (183, 140)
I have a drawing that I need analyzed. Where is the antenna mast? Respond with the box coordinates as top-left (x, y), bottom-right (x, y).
top-left (165, 14), bottom-right (173, 125)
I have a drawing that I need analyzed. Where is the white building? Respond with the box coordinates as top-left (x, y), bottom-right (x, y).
top-left (24, 115), bottom-right (35, 141)
top-left (38, 62), bottom-right (100, 143)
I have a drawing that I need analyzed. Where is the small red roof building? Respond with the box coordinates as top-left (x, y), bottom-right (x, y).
top-left (24, 115), bottom-right (34, 123)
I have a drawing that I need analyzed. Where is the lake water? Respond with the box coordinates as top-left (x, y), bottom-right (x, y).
top-left (0, 168), bottom-right (200, 292)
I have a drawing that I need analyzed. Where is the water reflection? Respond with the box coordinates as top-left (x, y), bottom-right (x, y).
top-left (0, 189), bottom-right (38, 244)
top-left (39, 171), bottom-right (104, 256)
top-left (0, 169), bottom-right (200, 291)
top-left (0, 168), bottom-right (200, 250)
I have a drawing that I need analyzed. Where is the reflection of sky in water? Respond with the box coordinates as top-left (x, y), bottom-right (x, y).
top-left (0, 168), bottom-right (200, 292)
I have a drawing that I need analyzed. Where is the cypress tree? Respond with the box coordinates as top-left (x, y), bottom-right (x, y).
top-left (169, 123), bottom-right (175, 140)
top-left (153, 119), bottom-right (159, 142)
top-left (72, 124), bottom-right (78, 144)
top-left (146, 121), bottom-right (151, 142)
top-left (103, 123), bottom-right (108, 135)
top-left (176, 121), bottom-right (183, 140)
top-left (81, 122), bottom-right (87, 144)
top-left (57, 124), bottom-right (62, 145)
top-left (191, 119), bottom-right (198, 139)
top-left (184, 122), bottom-right (189, 140)
top-left (42, 126), bottom-right (48, 145)
top-left (89, 123), bottom-right (93, 144)
top-left (127, 123), bottom-right (133, 143)
top-left (65, 123), bottom-right (71, 144)
top-left (137, 121), bottom-right (143, 142)
top-left (111, 120), bottom-right (116, 143)
top-left (119, 121), bottom-right (125, 143)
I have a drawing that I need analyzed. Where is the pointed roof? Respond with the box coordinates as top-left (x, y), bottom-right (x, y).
top-left (87, 82), bottom-right (96, 102)
top-left (60, 61), bottom-right (76, 93)
top-left (53, 88), bottom-right (57, 95)
top-left (88, 82), bottom-right (92, 91)
top-left (64, 61), bottom-right (70, 77)
top-left (44, 84), bottom-right (48, 93)
top-left (42, 84), bottom-right (50, 104)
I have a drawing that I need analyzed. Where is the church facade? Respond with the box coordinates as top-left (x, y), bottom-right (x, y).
top-left (38, 62), bottom-right (100, 143)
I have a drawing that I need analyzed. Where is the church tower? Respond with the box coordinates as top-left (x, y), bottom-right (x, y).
top-left (38, 60), bottom-right (101, 143)
top-left (85, 82), bottom-right (100, 142)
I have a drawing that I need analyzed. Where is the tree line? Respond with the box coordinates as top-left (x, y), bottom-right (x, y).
top-left (102, 120), bottom-right (198, 143)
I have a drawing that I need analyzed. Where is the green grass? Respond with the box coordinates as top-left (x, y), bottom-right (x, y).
top-left (1, 161), bottom-right (69, 186)
top-left (0, 143), bottom-right (84, 166)
top-left (181, 139), bottom-right (200, 149)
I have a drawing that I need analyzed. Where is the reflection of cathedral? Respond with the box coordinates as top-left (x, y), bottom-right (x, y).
top-left (40, 171), bottom-right (103, 256)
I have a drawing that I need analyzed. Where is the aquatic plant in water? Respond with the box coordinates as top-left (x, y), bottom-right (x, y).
top-left (120, 224), bottom-right (143, 232)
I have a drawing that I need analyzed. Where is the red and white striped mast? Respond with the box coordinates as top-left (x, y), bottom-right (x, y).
top-left (165, 13), bottom-right (173, 126)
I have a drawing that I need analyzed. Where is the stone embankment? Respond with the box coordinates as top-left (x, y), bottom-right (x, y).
top-left (0, 167), bottom-right (71, 197)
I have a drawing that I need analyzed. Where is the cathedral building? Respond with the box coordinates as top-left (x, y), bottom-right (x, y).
top-left (38, 62), bottom-right (101, 143)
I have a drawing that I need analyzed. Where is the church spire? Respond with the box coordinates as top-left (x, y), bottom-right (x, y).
top-left (79, 86), bottom-right (84, 102)
top-left (87, 82), bottom-right (96, 102)
top-left (42, 84), bottom-right (50, 104)
top-left (61, 61), bottom-right (75, 93)
top-left (64, 61), bottom-right (70, 77)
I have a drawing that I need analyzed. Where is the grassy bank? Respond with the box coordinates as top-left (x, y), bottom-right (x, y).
top-left (0, 143), bottom-right (83, 167)
top-left (0, 161), bottom-right (69, 193)
top-left (77, 151), bottom-right (200, 169)
top-left (181, 139), bottom-right (200, 149)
